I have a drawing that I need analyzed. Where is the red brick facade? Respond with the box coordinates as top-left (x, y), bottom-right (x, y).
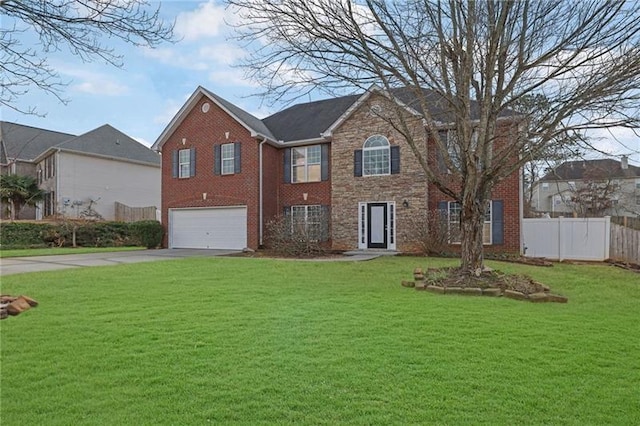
top-left (158, 90), bottom-right (521, 254)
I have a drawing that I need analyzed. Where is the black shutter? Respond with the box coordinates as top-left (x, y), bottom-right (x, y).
top-left (214, 145), bottom-right (221, 175)
top-left (234, 142), bottom-right (242, 174)
top-left (190, 148), bottom-right (196, 177)
top-left (172, 150), bottom-right (178, 178)
top-left (390, 145), bottom-right (400, 174)
top-left (283, 205), bottom-right (291, 216)
top-left (354, 149), bottom-right (363, 177)
top-left (283, 148), bottom-right (291, 183)
top-left (437, 131), bottom-right (447, 173)
top-left (321, 144), bottom-right (329, 181)
top-left (491, 200), bottom-right (504, 245)
top-left (320, 205), bottom-right (330, 242)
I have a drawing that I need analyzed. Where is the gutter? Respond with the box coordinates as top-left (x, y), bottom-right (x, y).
top-left (259, 137), bottom-right (268, 247)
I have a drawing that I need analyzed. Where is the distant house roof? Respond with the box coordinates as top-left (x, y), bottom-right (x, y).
top-left (1, 121), bottom-right (159, 167)
top-left (43, 125), bottom-right (160, 166)
top-left (0, 121), bottom-right (75, 163)
top-left (541, 159), bottom-right (640, 181)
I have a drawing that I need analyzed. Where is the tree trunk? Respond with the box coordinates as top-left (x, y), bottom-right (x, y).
top-left (460, 194), bottom-right (485, 275)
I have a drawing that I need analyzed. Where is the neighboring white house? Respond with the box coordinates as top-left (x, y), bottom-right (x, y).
top-left (531, 157), bottom-right (640, 218)
top-left (33, 125), bottom-right (160, 221)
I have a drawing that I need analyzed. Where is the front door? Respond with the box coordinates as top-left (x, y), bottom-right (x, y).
top-left (367, 203), bottom-right (388, 249)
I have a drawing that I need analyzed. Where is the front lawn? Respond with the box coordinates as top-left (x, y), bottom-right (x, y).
top-left (1, 257), bottom-right (638, 424)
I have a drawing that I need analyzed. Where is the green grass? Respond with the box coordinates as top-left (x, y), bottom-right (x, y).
top-left (0, 246), bottom-right (145, 258)
top-left (1, 257), bottom-right (639, 425)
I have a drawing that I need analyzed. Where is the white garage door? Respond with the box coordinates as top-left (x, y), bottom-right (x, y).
top-left (170, 207), bottom-right (247, 250)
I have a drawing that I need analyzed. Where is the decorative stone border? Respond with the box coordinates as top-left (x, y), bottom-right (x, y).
top-left (401, 268), bottom-right (568, 303)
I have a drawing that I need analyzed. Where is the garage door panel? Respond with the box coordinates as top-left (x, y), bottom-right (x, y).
top-left (170, 207), bottom-right (247, 249)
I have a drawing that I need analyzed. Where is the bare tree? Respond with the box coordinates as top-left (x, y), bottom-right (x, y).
top-left (512, 94), bottom-right (584, 216)
top-left (1, 0), bottom-right (175, 115)
top-left (229, 0), bottom-right (640, 274)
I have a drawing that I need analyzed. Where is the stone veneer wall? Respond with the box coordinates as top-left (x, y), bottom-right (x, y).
top-left (331, 95), bottom-right (429, 252)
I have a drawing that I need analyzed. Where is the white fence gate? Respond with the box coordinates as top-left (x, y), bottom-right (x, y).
top-left (523, 217), bottom-right (611, 261)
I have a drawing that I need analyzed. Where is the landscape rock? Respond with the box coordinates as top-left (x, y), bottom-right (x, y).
top-left (445, 287), bottom-right (464, 295)
top-left (425, 285), bottom-right (445, 294)
top-left (547, 294), bottom-right (569, 303)
top-left (504, 289), bottom-right (527, 301)
top-left (529, 292), bottom-right (550, 302)
top-left (482, 288), bottom-right (502, 297)
top-left (462, 288), bottom-right (483, 296)
top-left (401, 280), bottom-right (415, 288)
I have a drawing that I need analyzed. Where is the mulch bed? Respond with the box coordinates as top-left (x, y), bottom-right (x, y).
top-left (403, 267), bottom-right (568, 303)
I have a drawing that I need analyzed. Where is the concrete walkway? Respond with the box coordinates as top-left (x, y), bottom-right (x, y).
top-left (0, 249), bottom-right (239, 276)
top-left (0, 248), bottom-right (394, 276)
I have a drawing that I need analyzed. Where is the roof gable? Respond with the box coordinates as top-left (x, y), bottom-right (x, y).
top-left (152, 86), bottom-right (276, 151)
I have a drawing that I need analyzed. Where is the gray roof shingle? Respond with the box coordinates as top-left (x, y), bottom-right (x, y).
top-left (262, 94), bottom-right (361, 142)
top-left (200, 87), bottom-right (276, 140)
top-left (0, 121), bottom-right (75, 162)
top-left (541, 159), bottom-right (640, 181)
top-left (54, 125), bottom-right (160, 166)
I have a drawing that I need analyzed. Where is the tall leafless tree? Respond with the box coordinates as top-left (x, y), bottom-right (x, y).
top-left (1, 0), bottom-right (175, 115)
top-left (229, 0), bottom-right (640, 274)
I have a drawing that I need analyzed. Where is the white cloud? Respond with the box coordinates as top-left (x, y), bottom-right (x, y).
top-left (59, 67), bottom-right (130, 96)
top-left (153, 95), bottom-right (192, 126)
top-left (586, 127), bottom-right (640, 162)
top-left (198, 43), bottom-right (246, 66)
top-left (175, 1), bottom-right (238, 41)
top-left (208, 69), bottom-right (259, 87)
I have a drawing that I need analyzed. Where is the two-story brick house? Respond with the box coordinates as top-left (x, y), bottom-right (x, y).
top-left (152, 85), bottom-right (522, 253)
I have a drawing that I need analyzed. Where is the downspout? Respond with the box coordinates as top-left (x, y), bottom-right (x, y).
top-left (259, 137), bottom-right (267, 247)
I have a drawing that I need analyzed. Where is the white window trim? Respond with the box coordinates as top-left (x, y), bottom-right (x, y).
top-left (362, 135), bottom-right (390, 176)
top-left (357, 201), bottom-right (396, 250)
top-left (178, 149), bottom-right (190, 179)
top-left (447, 201), bottom-right (492, 245)
top-left (291, 145), bottom-right (322, 183)
top-left (221, 143), bottom-right (235, 175)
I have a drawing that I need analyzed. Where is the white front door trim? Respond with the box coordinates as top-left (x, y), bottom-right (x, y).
top-left (358, 201), bottom-right (396, 250)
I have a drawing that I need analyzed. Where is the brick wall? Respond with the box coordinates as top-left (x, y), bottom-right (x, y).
top-left (160, 95), bottom-right (260, 248)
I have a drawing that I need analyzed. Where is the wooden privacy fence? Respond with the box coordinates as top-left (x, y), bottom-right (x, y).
top-left (609, 223), bottom-right (640, 265)
top-left (115, 202), bottom-right (158, 223)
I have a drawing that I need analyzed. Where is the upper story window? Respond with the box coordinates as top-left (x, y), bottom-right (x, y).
top-left (292, 145), bottom-right (321, 183)
top-left (172, 148), bottom-right (195, 179)
top-left (363, 135), bottom-right (390, 176)
top-left (179, 149), bottom-right (191, 178)
top-left (214, 142), bottom-right (241, 175)
top-left (221, 143), bottom-right (236, 175)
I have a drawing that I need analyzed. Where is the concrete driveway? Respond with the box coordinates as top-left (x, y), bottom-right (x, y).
top-left (0, 249), bottom-right (240, 276)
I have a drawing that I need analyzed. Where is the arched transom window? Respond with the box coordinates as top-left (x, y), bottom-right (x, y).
top-left (363, 135), bottom-right (390, 176)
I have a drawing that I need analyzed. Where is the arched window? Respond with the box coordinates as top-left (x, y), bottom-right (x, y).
top-left (363, 135), bottom-right (390, 176)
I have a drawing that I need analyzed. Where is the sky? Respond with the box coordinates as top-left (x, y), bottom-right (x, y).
top-left (2, 0), bottom-right (639, 165)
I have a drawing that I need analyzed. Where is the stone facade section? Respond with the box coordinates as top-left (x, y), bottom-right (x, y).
top-left (331, 94), bottom-right (429, 252)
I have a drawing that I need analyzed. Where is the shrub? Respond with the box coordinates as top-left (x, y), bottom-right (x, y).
top-left (1, 220), bottom-right (159, 249)
top-left (266, 210), bottom-right (329, 257)
top-left (0, 222), bottom-right (53, 248)
top-left (130, 220), bottom-right (163, 249)
top-left (407, 210), bottom-right (451, 255)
